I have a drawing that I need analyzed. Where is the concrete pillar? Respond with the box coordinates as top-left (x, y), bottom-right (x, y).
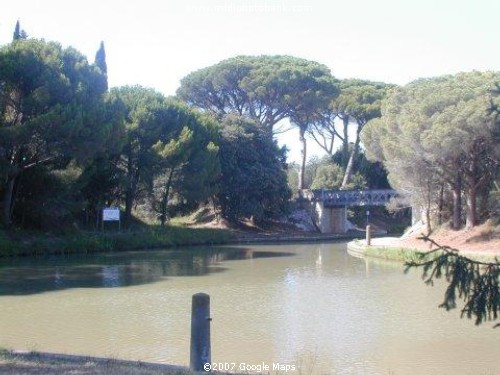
top-left (331, 207), bottom-right (347, 233)
top-left (315, 202), bottom-right (347, 234)
top-left (411, 205), bottom-right (422, 225)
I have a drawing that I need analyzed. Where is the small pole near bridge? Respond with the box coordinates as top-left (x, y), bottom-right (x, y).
top-left (365, 209), bottom-right (371, 245)
top-left (366, 224), bottom-right (372, 246)
top-left (190, 293), bottom-right (211, 372)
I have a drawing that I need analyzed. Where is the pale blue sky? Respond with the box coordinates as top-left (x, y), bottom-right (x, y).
top-left (2, 0), bottom-right (500, 161)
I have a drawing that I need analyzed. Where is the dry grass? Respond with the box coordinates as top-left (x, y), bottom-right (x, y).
top-left (0, 350), bottom-right (189, 375)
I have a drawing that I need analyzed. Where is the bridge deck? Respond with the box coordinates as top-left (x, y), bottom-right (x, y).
top-left (308, 189), bottom-right (397, 207)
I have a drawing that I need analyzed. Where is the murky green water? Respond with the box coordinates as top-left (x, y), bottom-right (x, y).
top-left (0, 242), bottom-right (498, 375)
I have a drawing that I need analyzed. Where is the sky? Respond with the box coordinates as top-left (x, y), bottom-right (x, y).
top-left (2, 0), bottom-right (500, 162)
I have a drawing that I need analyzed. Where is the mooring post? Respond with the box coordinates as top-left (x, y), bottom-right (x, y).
top-left (366, 224), bottom-right (372, 246)
top-left (190, 293), bottom-right (211, 372)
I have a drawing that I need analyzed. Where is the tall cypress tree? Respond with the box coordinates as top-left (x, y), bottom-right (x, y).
top-left (13, 20), bottom-right (21, 40)
top-left (12, 20), bottom-right (28, 41)
top-left (94, 41), bottom-right (108, 91)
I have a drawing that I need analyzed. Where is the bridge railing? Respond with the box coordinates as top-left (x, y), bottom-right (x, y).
top-left (307, 189), bottom-right (398, 207)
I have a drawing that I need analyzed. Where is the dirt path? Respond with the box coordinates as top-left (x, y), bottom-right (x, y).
top-left (387, 221), bottom-right (500, 256)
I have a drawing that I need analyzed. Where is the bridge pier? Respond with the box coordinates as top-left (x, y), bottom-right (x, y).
top-left (315, 202), bottom-right (347, 234)
top-left (307, 189), bottom-right (399, 234)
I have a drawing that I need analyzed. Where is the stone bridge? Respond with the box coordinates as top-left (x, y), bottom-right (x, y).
top-left (305, 189), bottom-right (398, 234)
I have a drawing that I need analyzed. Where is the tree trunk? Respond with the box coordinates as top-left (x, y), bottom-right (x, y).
top-left (298, 126), bottom-right (307, 192)
top-left (425, 178), bottom-right (432, 235)
top-left (124, 189), bottom-right (134, 225)
top-left (451, 175), bottom-right (462, 230)
top-left (160, 169), bottom-right (175, 227)
top-left (341, 150), bottom-right (355, 189)
top-left (464, 150), bottom-right (482, 230)
top-left (465, 186), bottom-right (477, 230)
top-left (2, 177), bottom-right (16, 227)
top-left (125, 171), bottom-right (139, 225)
top-left (478, 185), bottom-right (490, 221)
top-left (438, 184), bottom-right (444, 226)
top-left (425, 207), bottom-right (432, 236)
top-left (341, 125), bottom-right (361, 189)
top-left (342, 115), bottom-right (349, 167)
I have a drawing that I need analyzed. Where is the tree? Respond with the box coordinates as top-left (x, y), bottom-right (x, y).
top-left (76, 95), bottom-right (126, 225)
top-left (309, 80), bottom-right (393, 163)
top-left (12, 20), bottom-right (28, 41)
top-left (151, 102), bottom-right (219, 226)
top-left (406, 236), bottom-right (499, 327)
top-left (107, 87), bottom-right (220, 225)
top-left (332, 80), bottom-right (393, 188)
top-left (177, 55), bottom-right (337, 135)
top-left (178, 55), bottom-right (339, 194)
top-left (329, 147), bottom-right (390, 189)
top-left (217, 115), bottom-right (291, 223)
top-left (311, 161), bottom-right (367, 190)
top-left (361, 72), bottom-right (500, 230)
top-left (107, 86), bottom-right (167, 224)
top-left (94, 41), bottom-right (108, 91)
top-left (0, 39), bottom-right (110, 226)
top-left (287, 67), bottom-right (338, 191)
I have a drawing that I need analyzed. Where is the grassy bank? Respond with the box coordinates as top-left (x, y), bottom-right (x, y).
top-left (348, 238), bottom-right (498, 263)
top-left (0, 226), bottom-right (233, 257)
top-left (0, 349), bottom-right (189, 375)
top-left (363, 245), bottom-right (426, 262)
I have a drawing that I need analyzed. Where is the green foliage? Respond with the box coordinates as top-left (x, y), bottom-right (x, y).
top-left (0, 38), bottom-right (111, 226)
top-left (406, 236), bottom-right (500, 327)
top-left (101, 87), bottom-right (220, 225)
top-left (309, 79), bottom-right (393, 157)
top-left (107, 86), bottom-right (168, 222)
top-left (330, 148), bottom-right (389, 189)
top-left (150, 101), bottom-right (220, 224)
top-left (12, 21), bottom-right (28, 41)
top-left (11, 165), bottom-right (84, 230)
top-left (333, 79), bottom-right (394, 125)
top-left (217, 115), bottom-right (291, 223)
top-left (306, 154), bottom-right (373, 190)
top-left (314, 165), bottom-right (367, 190)
top-left (94, 41), bottom-right (108, 90)
top-left (362, 72), bottom-right (500, 229)
top-left (177, 55), bottom-right (337, 133)
top-left (311, 162), bottom-right (343, 189)
top-left (307, 79), bottom-right (393, 189)
top-left (75, 92), bottom-right (127, 216)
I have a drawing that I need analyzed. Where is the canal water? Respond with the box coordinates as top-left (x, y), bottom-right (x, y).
top-left (0, 242), bottom-right (498, 375)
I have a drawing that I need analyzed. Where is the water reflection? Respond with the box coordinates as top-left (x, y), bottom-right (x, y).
top-left (0, 247), bottom-right (294, 295)
top-left (0, 242), bottom-right (498, 375)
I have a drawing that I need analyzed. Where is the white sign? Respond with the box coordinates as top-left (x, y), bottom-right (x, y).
top-left (103, 208), bottom-right (120, 221)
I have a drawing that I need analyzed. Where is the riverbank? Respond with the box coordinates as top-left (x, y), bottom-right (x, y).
top-left (0, 217), bottom-right (370, 257)
top-left (347, 237), bottom-right (427, 261)
top-left (347, 221), bottom-right (500, 262)
top-left (0, 226), bottom-right (233, 257)
top-left (0, 350), bottom-right (188, 375)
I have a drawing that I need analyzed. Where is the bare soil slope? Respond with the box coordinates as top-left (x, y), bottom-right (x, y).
top-left (397, 220), bottom-right (500, 255)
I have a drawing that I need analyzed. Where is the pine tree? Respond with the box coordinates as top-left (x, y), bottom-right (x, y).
top-left (406, 236), bottom-right (499, 327)
top-left (94, 41), bottom-right (108, 90)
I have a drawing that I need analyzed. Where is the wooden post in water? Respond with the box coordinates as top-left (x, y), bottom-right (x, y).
top-left (190, 293), bottom-right (211, 372)
top-left (366, 225), bottom-right (372, 246)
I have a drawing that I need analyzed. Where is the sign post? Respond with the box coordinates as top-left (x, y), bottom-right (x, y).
top-left (102, 207), bottom-right (121, 232)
